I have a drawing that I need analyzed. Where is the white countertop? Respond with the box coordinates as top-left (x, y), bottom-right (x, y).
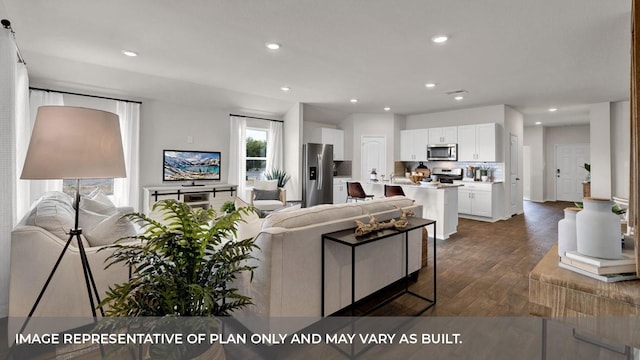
top-left (454, 180), bottom-right (503, 185)
top-left (366, 181), bottom-right (462, 190)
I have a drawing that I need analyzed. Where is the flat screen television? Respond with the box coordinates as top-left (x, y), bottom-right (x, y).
top-left (163, 150), bottom-right (221, 182)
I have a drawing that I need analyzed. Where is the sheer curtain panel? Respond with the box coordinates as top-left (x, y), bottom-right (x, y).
top-left (266, 121), bottom-right (284, 171)
top-left (22, 90), bottom-right (64, 209)
top-left (113, 101), bottom-right (140, 210)
top-left (1, 27), bottom-right (29, 317)
top-left (229, 116), bottom-right (247, 201)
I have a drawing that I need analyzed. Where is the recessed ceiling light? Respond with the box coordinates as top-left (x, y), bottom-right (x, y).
top-left (280, 86), bottom-right (291, 92)
top-left (425, 83), bottom-right (436, 88)
top-left (431, 35), bottom-right (448, 44)
top-left (384, 107), bottom-right (391, 111)
top-left (121, 50), bottom-right (138, 57)
top-left (548, 108), bottom-right (557, 112)
top-left (535, 121), bottom-right (542, 125)
top-left (350, 98), bottom-right (358, 103)
top-left (265, 42), bottom-right (281, 50)
top-left (454, 96), bottom-right (464, 101)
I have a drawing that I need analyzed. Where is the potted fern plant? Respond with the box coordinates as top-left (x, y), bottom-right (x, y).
top-left (98, 200), bottom-right (258, 359)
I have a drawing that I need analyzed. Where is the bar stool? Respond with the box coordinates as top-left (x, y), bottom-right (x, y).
top-left (346, 182), bottom-right (374, 202)
top-left (384, 184), bottom-right (405, 197)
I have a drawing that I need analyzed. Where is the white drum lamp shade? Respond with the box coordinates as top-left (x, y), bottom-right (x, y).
top-left (21, 106), bottom-right (126, 180)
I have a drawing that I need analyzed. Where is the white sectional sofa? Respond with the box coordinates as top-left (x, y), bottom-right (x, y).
top-left (9, 191), bottom-right (134, 320)
top-left (232, 196), bottom-right (424, 334)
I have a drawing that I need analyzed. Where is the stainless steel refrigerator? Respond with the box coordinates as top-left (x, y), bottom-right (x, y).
top-left (302, 143), bottom-right (333, 207)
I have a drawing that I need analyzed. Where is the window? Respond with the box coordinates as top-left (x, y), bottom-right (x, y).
top-left (246, 128), bottom-right (268, 181)
top-left (62, 179), bottom-right (114, 197)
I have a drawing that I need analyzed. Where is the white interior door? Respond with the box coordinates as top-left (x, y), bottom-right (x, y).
top-left (361, 136), bottom-right (386, 181)
top-left (555, 144), bottom-right (590, 201)
top-left (510, 133), bottom-right (520, 215)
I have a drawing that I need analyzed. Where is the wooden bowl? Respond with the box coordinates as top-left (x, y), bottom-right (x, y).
top-left (410, 175), bottom-right (424, 184)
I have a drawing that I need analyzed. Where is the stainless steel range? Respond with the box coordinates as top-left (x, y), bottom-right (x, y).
top-left (431, 168), bottom-right (463, 183)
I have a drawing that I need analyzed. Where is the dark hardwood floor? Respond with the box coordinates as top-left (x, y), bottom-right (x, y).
top-left (421, 199), bottom-right (570, 317)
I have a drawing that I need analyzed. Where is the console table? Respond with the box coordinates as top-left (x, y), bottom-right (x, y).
top-left (321, 217), bottom-right (436, 316)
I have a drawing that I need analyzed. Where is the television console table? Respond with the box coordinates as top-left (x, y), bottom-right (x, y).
top-left (321, 216), bottom-right (436, 316)
top-left (143, 184), bottom-right (237, 222)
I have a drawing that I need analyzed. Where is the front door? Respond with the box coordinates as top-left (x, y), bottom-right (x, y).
top-left (555, 144), bottom-right (590, 202)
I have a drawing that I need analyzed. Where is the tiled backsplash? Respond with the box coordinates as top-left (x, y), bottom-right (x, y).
top-left (396, 161), bottom-right (504, 181)
top-left (334, 161), bottom-right (352, 177)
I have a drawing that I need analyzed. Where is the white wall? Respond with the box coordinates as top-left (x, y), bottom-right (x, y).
top-left (611, 101), bottom-right (630, 199)
top-left (405, 105), bottom-right (505, 128)
top-left (284, 103), bottom-right (303, 201)
top-left (342, 113), bottom-right (397, 180)
top-left (544, 125), bottom-right (590, 201)
top-left (138, 100), bottom-right (232, 206)
top-left (62, 94), bottom-right (117, 113)
top-left (590, 102), bottom-right (612, 198)
top-left (523, 126), bottom-right (545, 202)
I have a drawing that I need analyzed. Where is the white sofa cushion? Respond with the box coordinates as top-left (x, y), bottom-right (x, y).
top-left (24, 192), bottom-right (75, 241)
top-left (84, 209), bottom-right (137, 247)
top-left (82, 189), bottom-right (117, 215)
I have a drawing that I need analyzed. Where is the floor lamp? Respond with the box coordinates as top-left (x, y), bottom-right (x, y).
top-left (15, 106), bottom-right (126, 341)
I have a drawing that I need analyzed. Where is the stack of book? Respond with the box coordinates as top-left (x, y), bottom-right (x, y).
top-left (559, 249), bottom-right (638, 283)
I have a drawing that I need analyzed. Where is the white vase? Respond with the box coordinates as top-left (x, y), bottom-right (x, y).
top-left (558, 207), bottom-right (580, 257)
top-left (576, 198), bottom-right (621, 259)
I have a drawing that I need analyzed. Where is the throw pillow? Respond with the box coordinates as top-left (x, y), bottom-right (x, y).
top-left (254, 179), bottom-right (278, 191)
top-left (254, 189), bottom-right (280, 201)
top-left (84, 210), bottom-right (136, 247)
top-left (81, 189), bottom-right (117, 215)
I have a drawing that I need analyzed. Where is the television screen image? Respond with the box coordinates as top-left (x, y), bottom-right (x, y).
top-left (163, 150), bottom-right (221, 181)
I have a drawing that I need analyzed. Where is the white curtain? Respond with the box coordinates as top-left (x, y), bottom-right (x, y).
top-left (1, 28), bottom-right (29, 316)
top-left (21, 90), bottom-right (64, 209)
top-left (14, 62), bottom-right (29, 225)
top-left (113, 101), bottom-right (140, 210)
top-left (228, 116), bottom-right (247, 200)
top-left (266, 121), bottom-right (284, 171)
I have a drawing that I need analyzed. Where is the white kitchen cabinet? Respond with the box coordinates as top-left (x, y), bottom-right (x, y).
top-left (400, 129), bottom-right (428, 161)
top-left (454, 181), bottom-right (503, 222)
top-left (457, 123), bottom-right (501, 162)
top-left (310, 128), bottom-right (345, 160)
top-left (320, 128), bottom-right (345, 161)
top-left (428, 126), bottom-right (458, 145)
top-left (332, 178), bottom-right (350, 204)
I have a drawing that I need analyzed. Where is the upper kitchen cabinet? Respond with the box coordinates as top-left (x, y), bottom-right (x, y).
top-left (400, 129), bottom-right (428, 161)
top-left (428, 126), bottom-right (458, 145)
top-left (313, 128), bottom-right (345, 160)
top-left (457, 123), bottom-right (502, 162)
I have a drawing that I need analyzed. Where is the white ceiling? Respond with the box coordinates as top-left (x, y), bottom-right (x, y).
top-left (1, 0), bottom-right (631, 126)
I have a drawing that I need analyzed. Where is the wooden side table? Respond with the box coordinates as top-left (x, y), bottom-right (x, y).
top-left (529, 245), bottom-right (640, 348)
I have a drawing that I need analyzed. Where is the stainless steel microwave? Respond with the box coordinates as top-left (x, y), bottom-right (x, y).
top-left (427, 144), bottom-right (457, 161)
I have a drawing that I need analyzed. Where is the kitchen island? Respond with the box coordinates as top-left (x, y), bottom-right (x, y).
top-left (363, 181), bottom-right (460, 240)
